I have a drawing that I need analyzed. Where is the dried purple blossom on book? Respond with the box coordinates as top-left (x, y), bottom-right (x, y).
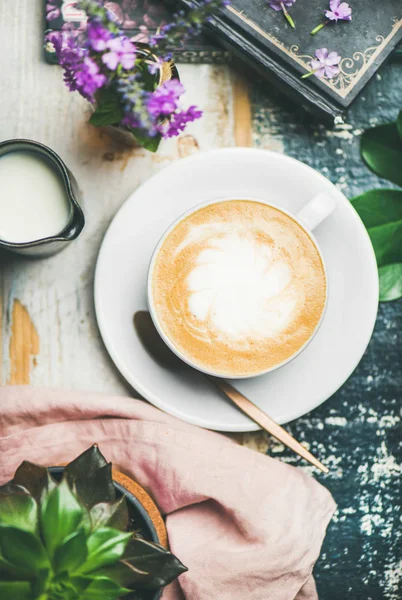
top-left (311, 0), bottom-right (352, 35)
top-left (301, 48), bottom-right (341, 79)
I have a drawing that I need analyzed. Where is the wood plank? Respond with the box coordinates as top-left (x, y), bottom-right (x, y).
top-left (0, 2), bottom-right (235, 389)
top-left (7, 299), bottom-right (39, 385)
top-left (232, 72), bottom-right (252, 147)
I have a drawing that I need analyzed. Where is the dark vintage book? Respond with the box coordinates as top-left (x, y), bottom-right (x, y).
top-left (45, 1), bottom-right (402, 119)
top-left (44, 0), bottom-right (229, 64)
top-left (171, 0), bottom-right (402, 121)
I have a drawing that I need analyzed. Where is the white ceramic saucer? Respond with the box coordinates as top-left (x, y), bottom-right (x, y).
top-left (94, 148), bottom-right (379, 432)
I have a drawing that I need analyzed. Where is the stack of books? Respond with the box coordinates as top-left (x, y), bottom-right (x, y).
top-left (45, 0), bottom-right (402, 120)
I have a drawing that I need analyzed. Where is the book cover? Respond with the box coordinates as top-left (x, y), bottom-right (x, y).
top-left (44, 0), bottom-right (228, 64)
top-left (172, 0), bottom-right (402, 120)
top-left (44, 1), bottom-right (402, 119)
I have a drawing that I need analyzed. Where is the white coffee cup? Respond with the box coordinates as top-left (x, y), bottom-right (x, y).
top-left (147, 194), bottom-right (336, 378)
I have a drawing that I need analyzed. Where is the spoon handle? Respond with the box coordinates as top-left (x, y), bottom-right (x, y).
top-left (208, 377), bottom-right (329, 474)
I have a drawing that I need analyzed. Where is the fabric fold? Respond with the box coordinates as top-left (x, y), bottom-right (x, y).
top-left (0, 386), bottom-right (336, 600)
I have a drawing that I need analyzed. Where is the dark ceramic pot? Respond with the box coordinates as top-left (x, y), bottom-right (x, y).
top-left (49, 467), bottom-right (164, 600)
top-left (0, 139), bottom-right (84, 258)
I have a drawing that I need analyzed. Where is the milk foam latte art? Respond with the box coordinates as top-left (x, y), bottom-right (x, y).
top-left (150, 200), bottom-right (327, 377)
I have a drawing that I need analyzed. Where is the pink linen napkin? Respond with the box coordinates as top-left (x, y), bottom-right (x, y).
top-left (0, 386), bottom-right (336, 600)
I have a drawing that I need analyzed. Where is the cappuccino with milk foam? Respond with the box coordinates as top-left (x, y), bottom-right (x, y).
top-left (151, 200), bottom-right (326, 377)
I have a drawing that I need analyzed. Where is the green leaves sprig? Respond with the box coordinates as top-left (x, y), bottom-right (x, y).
top-left (0, 446), bottom-right (187, 600)
top-left (351, 109), bottom-right (402, 301)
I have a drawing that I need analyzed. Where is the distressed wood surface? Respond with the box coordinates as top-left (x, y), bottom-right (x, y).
top-left (0, 2), bottom-right (401, 600)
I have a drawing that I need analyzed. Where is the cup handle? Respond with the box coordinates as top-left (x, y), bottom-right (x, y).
top-left (296, 192), bottom-right (337, 232)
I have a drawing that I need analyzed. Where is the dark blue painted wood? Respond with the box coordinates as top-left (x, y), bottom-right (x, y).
top-left (251, 62), bottom-right (402, 600)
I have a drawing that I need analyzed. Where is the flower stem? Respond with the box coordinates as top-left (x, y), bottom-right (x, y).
top-left (310, 21), bottom-right (327, 35)
top-left (281, 3), bottom-right (295, 29)
top-left (301, 69), bottom-right (317, 79)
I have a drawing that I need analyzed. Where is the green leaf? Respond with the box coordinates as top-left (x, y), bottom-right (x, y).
top-left (379, 263), bottom-right (402, 301)
top-left (53, 529), bottom-right (88, 575)
top-left (100, 560), bottom-right (151, 587)
top-left (65, 446), bottom-right (108, 479)
top-left (67, 576), bottom-right (93, 594)
top-left (79, 576), bottom-right (130, 600)
top-left (122, 538), bottom-right (188, 589)
top-left (80, 528), bottom-right (132, 574)
top-left (89, 87), bottom-right (124, 127)
top-left (40, 478), bottom-right (85, 556)
top-left (31, 568), bottom-right (49, 598)
top-left (0, 555), bottom-right (33, 582)
top-left (69, 464), bottom-right (116, 509)
top-left (90, 496), bottom-right (129, 531)
top-left (351, 189), bottom-right (402, 266)
top-left (127, 128), bottom-right (162, 152)
top-left (0, 581), bottom-right (32, 600)
top-left (351, 189), bottom-right (402, 229)
top-left (360, 123), bottom-right (402, 186)
top-left (65, 446), bottom-right (116, 508)
top-left (369, 221), bottom-right (402, 266)
top-left (0, 486), bottom-right (38, 533)
top-left (47, 580), bottom-right (82, 600)
top-left (397, 109), bottom-right (402, 140)
top-left (13, 462), bottom-right (56, 503)
top-left (0, 526), bottom-right (49, 573)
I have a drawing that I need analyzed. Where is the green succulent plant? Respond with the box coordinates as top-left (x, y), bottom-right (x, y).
top-left (0, 445), bottom-right (187, 600)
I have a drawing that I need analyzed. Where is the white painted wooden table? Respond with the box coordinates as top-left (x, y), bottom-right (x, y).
top-left (0, 1), bottom-right (265, 447)
top-left (1, 6), bottom-right (402, 597)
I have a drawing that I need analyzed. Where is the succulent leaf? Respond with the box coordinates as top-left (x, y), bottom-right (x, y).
top-left (0, 482), bottom-right (29, 494)
top-left (66, 463), bottom-right (116, 508)
top-left (0, 525), bottom-right (49, 574)
top-left (53, 529), bottom-right (88, 575)
top-left (100, 560), bottom-right (151, 587)
top-left (40, 478), bottom-right (85, 557)
top-left (122, 538), bottom-right (188, 589)
top-left (31, 567), bottom-right (50, 597)
top-left (78, 576), bottom-right (130, 600)
top-left (0, 485), bottom-right (38, 534)
top-left (0, 555), bottom-right (33, 582)
top-left (0, 581), bottom-right (32, 599)
top-left (3, 446), bottom-right (187, 598)
top-left (64, 445), bottom-right (108, 493)
top-left (13, 461), bottom-right (57, 502)
top-left (71, 463), bottom-right (116, 509)
top-left (89, 496), bottom-right (129, 531)
top-left (79, 528), bottom-right (132, 574)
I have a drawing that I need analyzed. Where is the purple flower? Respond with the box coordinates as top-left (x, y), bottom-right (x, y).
top-left (53, 32), bottom-right (107, 102)
top-left (46, 1), bottom-right (60, 21)
top-left (75, 57), bottom-right (108, 100)
top-left (104, 2), bottom-right (124, 24)
top-left (310, 48), bottom-right (341, 79)
top-left (311, 0), bottom-right (352, 34)
top-left (150, 0), bottom-right (231, 51)
top-left (121, 113), bottom-right (143, 130)
top-left (268, 0), bottom-right (296, 10)
top-left (87, 22), bottom-right (113, 51)
top-left (147, 60), bottom-right (162, 75)
top-left (325, 0), bottom-right (352, 21)
top-left (147, 79), bottom-right (185, 118)
top-left (102, 36), bottom-right (137, 70)
top-left (161, 106), bottom-right (203, 138)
